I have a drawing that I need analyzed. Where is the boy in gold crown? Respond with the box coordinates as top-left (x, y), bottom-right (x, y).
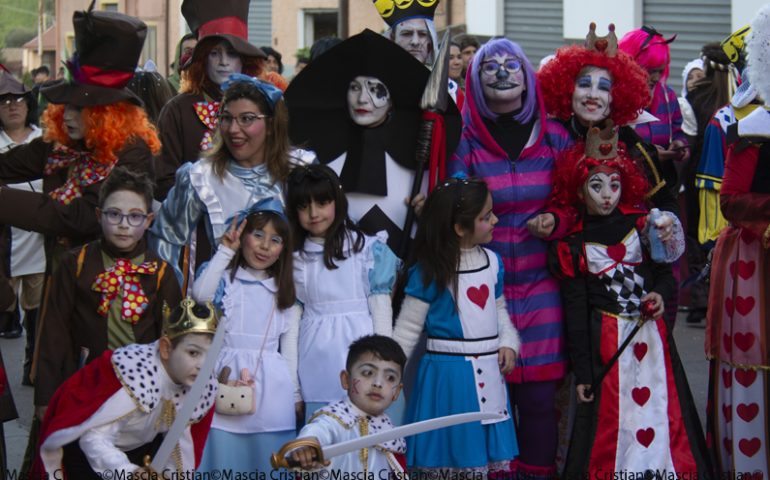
top-left (33, 298), bottom-right (218, 478)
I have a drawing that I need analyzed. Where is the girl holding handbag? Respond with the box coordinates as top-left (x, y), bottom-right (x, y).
top-left (192, 197), bottom-right (301, 475)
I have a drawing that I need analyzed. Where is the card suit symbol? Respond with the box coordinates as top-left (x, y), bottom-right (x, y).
top-left (722, 369), bottom-right (732, 388)
top-left (729, 260), bottom-right (756, 280)
top-left (478, 382), bottom-right (485, 389)
top-left (636, 428), bottom-right (655, 447)
top-left (740, 229), bottom-right (756, 243)
top-left (734, 332), bottom-right (756, 352)
top-left (467, 284), bottom-right (489, 309)
top-left (723, 334), bottom-right (732, 354)
top-left (737, 403), bottom-right (759, 422)
top-left (738, 437), bottom-right (761, 457)
top-left (725, 297), bottom-right (734, 316)
top-left (599, 143), bottom-right (613, 155)
top-left (735, 369), bottom-right (757, 388)
top-left (735, 296), bottom-right (755, 316)
top-left (722, 404), bottom-right (732, 422)
top-left (633, 342), bottom-right (648, 362)
top-left (631, 387), bottom-right (651, 407)
top-left (481, 397), bottom-right (487, 403)
top-left (607, 243), bottom-right (627, 263)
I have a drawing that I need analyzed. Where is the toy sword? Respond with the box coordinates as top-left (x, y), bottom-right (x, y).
top-left (271, 411), bottom-right (501, 469)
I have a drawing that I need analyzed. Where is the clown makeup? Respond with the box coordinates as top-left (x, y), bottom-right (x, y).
top-left (63, 104), bottom-right (85, 141)
top-left (206, 41), bottom-right (243, 86)
top-left (340, 351), bottom-right (402, 417)
top-left (583, 171), bottom-right (622, 216)
top-left (97, 189), bottom-right (154, 253)
top-left (394, 19), bottom-right (431, 64)
top-left (347, 76), bottom-right (392, 128)
top-left (572, 67), bottom-right (613, 125)
top-left (480, 53), bottom-right (526, 113)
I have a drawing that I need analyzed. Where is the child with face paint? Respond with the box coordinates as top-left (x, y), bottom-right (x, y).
top-left (191, 197), bottom-right (301, 475)
top-left (547, 125), bottom-right (711, 478)
top-left (35, 298), bottom-right (218, 478)
top-left (393, 176), bottom-right (520, 476)
top-left (33, 167), bottom-right (182, 422)
top-left (282, 334), bottom-right (407, 475)
top-left (285, 165), bottom-right (401, 424)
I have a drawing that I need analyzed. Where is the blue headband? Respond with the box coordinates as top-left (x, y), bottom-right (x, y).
top-left (221, 74), bottom-right (283, 112)
top-left (226, 197), bottom-right (287, 227)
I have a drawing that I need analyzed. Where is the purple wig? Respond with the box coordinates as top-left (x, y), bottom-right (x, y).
top-left (466, 38), bottom-right (538, 123)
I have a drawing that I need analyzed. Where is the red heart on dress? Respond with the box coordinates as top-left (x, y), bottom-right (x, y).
top-left (723, 437), bottom-right (732, 454)
top-left (722, 404), bottom-right (732, 422)
top-left (631, 387), bottom-right (651, 407)
top-left (607, 243), bottom-right (627, 263)
top-left (723, 334), bottom-right (732, 354)
top-left (636, 428), bottom-right (655, 447)
top-left (725, 297), bottom-right (735, 316)
top-left (737, 403), bottom-right (759, 422)
top-left (740, 229), bottom-right (757, 243)
top-left (467, 284), bottom-right (489, 309)
top-left (729, 260), bottom-right (756, 280)
top-left (478, 382), bottom-right (485, 388)
top-left (735, 296), bottom-right (755, 316)
top-left (633, 342), bottom-right (648, 362)
top-left (734, 332), bottom-right (756, 352)
top-left (738, 437), bottom-right (761, 457)
top-left (735, 369), bottom-right (757, 388)
top-left (722, 369), bottom-right (732, 388)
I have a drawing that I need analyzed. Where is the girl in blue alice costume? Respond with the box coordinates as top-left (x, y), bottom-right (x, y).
top-left (393, 176), bottom-right (520, 475)
top-left (192, 197), bottom-right (301, 474)
top-left (285, 165), bottom-right (401, 423)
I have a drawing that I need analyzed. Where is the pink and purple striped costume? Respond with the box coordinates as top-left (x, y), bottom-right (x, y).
top-left (447, 86), bottom-right (573, 384)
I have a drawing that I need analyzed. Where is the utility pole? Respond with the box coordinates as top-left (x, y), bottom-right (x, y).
top-left (38, 0), bottom-right (44, 57)
top-left (338, 0), bottom-right (348, 39)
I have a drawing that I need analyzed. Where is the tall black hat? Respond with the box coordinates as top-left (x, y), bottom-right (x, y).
top-left (182, 0), bottom-right (266, 64)
top-left (41, 0), bottom-right (146, 107)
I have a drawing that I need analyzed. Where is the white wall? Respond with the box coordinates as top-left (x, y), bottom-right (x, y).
top-left (732, 1), bottom-right (769, 31)
top-left (466, 0), bottom-right (503, 36)
top-left (563, 0), bottom-right (641, 40)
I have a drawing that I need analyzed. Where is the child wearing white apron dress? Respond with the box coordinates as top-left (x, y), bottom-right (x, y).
top-left (193, 198), bottom-right (302, 475)
top-left (393, 176), bottom-right (520, 476)
top-left (285, 165), bottom-right (401, 423)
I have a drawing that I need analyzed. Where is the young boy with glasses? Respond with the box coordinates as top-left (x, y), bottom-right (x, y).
top-left (33, 167), bottom-right (182, 423)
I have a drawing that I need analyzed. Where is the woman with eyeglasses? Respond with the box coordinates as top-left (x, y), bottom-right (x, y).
top-left (151, 76), bottom-right (308, 286)
top-left (447, 37), bottom-right (573, 479)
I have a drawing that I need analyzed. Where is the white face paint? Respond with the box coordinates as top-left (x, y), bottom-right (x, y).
top-left (163, 334), bottom-right (213, 388)
top-left (341, 352), bottom-right (402, 417)
top-left (205, 41), bottom-right (243, 86)
top-left (63, 104), bottom-right (85, 141)
top-left (480, 53), bottom-right (526, 113)
top-left (583, 171), bottom-right (622, 216)
top-left (572, 67), bottom-right (613, 125)
top-left (393, 19), bottom-right (431, 64)
top-left (347, 76), bottom-right (392, 128)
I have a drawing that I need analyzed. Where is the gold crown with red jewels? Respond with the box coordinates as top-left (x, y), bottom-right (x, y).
top-left (162, 297), bottom-right (218, 340)
top-left (586, 22), bottom-right (618, 57)
top-left (585, 120), bottom-right (619, 160)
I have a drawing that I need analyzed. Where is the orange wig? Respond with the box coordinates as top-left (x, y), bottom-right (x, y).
top-left (42, 102), bottom-right (160, 166)
top-left (180, 38), bottom-right (264, 95)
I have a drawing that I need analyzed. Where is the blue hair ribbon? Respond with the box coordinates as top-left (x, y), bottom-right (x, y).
top-left (226, 196), bottom-right (287, 227)
top-left (221, 73), bottom-right (283, 112)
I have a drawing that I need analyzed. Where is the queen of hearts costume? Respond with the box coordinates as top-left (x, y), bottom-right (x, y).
top-left (547, 125), bottom-right (712, 478)
top-left (35, 299), bottom-right (219, 477)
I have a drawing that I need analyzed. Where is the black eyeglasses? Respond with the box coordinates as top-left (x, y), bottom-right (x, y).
top-left (218, 112), bottom-right (269, 128)
top-left (0, 96), bottom-right (25, 107)
top-left (101, 210), bottom-right (149, 227)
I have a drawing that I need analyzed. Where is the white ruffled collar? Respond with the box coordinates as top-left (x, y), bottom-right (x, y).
top-left (111, 341), bottom-right (217, 422)
top-left (312, 398), bottom-right (406, 454)
top-left (232, 266), bottom-right (277, 292)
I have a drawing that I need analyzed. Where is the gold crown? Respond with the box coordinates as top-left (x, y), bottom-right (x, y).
top-left (585, 120), bottom-right (618, 160)
top-left (162, 297), bottom-right (218, 340)
top-left (586, 22), bottom-right (617, 57)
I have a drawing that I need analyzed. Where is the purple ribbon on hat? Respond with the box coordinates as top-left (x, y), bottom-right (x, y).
top-left (221, 73), bottom-right (283, 113)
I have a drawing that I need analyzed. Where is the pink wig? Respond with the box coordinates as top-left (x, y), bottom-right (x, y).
top-left (618, 27), bottom-right (673, 83)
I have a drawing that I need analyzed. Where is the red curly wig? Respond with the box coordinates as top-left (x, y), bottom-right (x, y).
top-left (180, 37), bottom-right (264, 95)
top-left (537, 45), bottom-right (650, 126)
top-left (42, 102), bottom-right (161, 166)
top-left (550, 140), bottom-right (649, 211)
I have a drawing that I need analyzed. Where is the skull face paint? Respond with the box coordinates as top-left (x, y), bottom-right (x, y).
top-left (347, 76), bottom-right (392, 128)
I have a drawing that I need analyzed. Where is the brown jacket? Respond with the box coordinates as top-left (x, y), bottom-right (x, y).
top-left (33, 239), bottom-right (181, 406)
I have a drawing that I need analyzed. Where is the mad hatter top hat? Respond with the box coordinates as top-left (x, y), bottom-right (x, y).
top-left (41, 0), bottom-right (147, 107)
top-left (183, 0), bottom-right (266, 64)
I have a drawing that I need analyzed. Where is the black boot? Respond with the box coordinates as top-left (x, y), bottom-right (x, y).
top-left (0, 304), bottom-right (22, 339)
top-left (22, 308), bottom-right (37, 385)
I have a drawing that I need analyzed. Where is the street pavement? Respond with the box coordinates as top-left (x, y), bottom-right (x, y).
top-left (0, 314), bottom-right (711, 473)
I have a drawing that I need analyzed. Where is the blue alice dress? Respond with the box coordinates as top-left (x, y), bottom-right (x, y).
top-left (394, 247), bottom-right (519, 473)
